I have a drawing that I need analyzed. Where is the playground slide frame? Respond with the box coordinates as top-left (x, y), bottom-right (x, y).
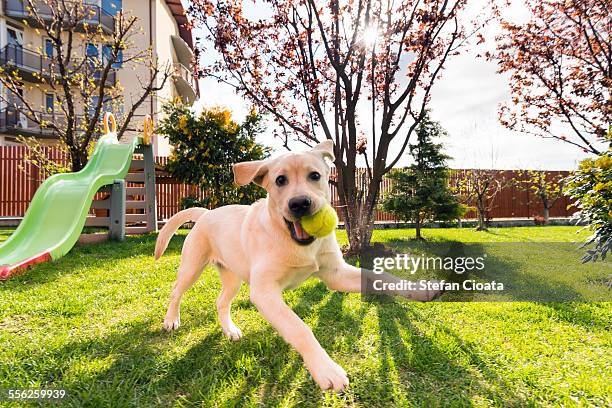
top-left (0, 114), bottom-right (151, 279)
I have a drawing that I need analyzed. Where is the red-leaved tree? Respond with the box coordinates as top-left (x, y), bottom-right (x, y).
top-left (492, 0), bottom-right (611, 154)
top-left (189, 0), bottom-right (487, 253)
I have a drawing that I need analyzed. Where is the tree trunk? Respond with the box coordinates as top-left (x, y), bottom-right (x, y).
top-left (336, 162), bottom-right (380, 255)
top-left (339, 181), bottom-right (379, 254)
top-left (541, 195), bottom-right (550, 225)
top-left (70, 148), bottom-right (87, 172)
top-left (343, 196), bottom-right (377, 255)
top-left (476, 201), bottom-right (487, 231)
top-left (415, 212), bottom-right (422, 239)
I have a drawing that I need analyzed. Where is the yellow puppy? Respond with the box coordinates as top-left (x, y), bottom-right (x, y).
top-left (155, 140), bottom-right (438, 391)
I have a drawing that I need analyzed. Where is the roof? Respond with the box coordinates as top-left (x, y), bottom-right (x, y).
top-left (163, 0), bottom-right (193, 49)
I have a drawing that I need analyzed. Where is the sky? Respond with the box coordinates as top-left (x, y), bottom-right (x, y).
top-left (187, 0), bottom-right (594, 171)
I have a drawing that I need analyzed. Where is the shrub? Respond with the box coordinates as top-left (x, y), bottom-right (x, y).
top-left (567, 146), bottom-right (612, 261)
top-left (158, 101), bottom-right (271, 208)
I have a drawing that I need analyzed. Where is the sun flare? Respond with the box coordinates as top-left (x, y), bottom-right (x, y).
top-left (362, 26), bottom-right (379, 48)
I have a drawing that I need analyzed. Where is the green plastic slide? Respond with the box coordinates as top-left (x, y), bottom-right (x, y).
top-left (0, 131), bottom-right (142, 279)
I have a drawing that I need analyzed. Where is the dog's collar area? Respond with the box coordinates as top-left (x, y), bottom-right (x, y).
top-left (284, 218), bottom-right (316, 246)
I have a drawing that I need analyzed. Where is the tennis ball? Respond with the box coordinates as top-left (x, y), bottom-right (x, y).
top-left (301, 204), bottom-right (338, 238)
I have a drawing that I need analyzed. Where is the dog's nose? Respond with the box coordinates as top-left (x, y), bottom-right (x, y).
top-left (288, 196), bottom-right (312, 217)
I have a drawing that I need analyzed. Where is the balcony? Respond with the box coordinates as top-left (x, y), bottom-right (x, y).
top-left (91, 68), bottom-right (117, 87)
top-left (4, 0), bottom-right (115, 34)
top-left (172, 63), bottom-right (197, 104)
top-left (171, 35), bottom-right (194, 68)
top-left (0, 44), bottom-right (52, 83)
top-left (0, 108), bottom-right (60, 139)
top-left (0, 107), bottom-right (111, 139)
top-left (0, 44), bottom-right (117, 87)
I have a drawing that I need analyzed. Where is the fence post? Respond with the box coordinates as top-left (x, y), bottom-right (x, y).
top-left (109, 179), bottom-right (125, 241)
top-left (142, 144), bottom-right (158, 232)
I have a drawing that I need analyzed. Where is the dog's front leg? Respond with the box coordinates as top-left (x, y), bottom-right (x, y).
top-left (250, 275), bottom-right (349, 391)
top-left (320, 262), bottom-right (441, 301)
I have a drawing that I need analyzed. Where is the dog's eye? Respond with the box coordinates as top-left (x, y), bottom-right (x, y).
top-left (308, 172), bottom-right (321, 181)
top-left (275, 175), bottom-right (288, 186)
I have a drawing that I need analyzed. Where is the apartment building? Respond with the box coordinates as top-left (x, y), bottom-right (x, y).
top-left (0, 0), bottom-right (198, 156)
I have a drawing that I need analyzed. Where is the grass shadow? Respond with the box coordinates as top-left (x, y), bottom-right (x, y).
top-left (373, 303), bottom-right (528, 406)
top-left (31, 281), bottom-right (341, 406)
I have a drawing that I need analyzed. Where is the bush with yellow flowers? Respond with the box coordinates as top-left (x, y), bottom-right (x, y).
top-left (567, 143), bottom-right (612, 261)
top-left (158, 100), bottom-right (270, 208)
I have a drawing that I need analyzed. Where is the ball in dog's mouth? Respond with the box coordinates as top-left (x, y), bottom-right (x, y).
top-left (285, 218), bottom-right (316, 245)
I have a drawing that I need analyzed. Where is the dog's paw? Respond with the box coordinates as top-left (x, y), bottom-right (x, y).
top-left (163, 315), bottom-right (180, 331)
top-left (306, 356), bottom-right (349, 392)
top-left (222, 323), bottom-right (243, 341)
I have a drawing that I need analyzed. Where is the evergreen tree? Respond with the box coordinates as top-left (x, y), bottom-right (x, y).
top-left (382, 115), bottom-right (463, 239)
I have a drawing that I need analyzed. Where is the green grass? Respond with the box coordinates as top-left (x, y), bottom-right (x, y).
top-left (0, 228), bottom-right (16, 242)
top-left (0, 226), bottom-right (610, 407)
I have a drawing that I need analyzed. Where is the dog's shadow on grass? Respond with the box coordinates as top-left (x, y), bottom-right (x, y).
top-left (150, 286), bottom-right (371, 406)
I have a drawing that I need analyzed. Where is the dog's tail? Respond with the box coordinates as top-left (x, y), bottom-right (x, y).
top-left (155, 207), bottom-right (208, 260)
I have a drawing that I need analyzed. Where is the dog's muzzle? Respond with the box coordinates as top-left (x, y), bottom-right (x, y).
top-left (284, 218), bottom-right (315, 246)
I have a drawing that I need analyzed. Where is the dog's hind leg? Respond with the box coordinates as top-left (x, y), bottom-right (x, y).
top-left (163, 232), bottom-right (209, 331)
top-left (216, 268), bottom-right (243, 341)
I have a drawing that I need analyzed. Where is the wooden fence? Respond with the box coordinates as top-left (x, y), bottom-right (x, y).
top-left (0, 146), bottom-right (67, 217)
top-left (0, 146), bottom-right (576, 222)
top-left (449, 169), bottom-right (576, 219)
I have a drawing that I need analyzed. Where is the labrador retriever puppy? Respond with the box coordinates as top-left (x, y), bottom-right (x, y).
top-left (155, 140), bottom-right (438, 391)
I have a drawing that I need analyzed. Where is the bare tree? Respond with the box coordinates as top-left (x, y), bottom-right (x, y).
top-left (453, 169), bottom-right (511, 231)
top-left (190, 0), bottom-right (491, 253)
top-left (0, 1), bottom-right (172, 171)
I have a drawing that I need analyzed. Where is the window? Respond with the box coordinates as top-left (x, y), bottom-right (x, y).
top-left (86, 43), bottom-right (99, 58)
top-left (86, 43), bottom-right (100, 79)
top-left (7, 88), bottom-right (26, 128)
top-left (44, 39), bottom-right (54, 58)
top-left (102, 0), bottom-right (122, 15)
top-left (7, 27), bottom-right (23, 48)
top-left (6, 27), bottom-right (24, 66)
top-left (87, 96), bottom-right (118, 120)
top-left (87, 96), bottom-right (100, 119)
top-left (115, 49), bottom-right (123, 69)
top-left (102, 44), bottom-right (123, 69)
top-left (102, 45), bottom-right (111, 65)
top-left (7, 87), bottom-right (24, 108)
top-left (45, 93), bottom-right (54, 114)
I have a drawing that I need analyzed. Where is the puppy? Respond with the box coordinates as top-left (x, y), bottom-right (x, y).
top-left (155, 140), bottom-right (438, 391)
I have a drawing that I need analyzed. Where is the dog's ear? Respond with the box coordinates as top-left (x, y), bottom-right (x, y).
top-left (233, 160), bottom-right (268, 186)
top-left (312, 140), bottom-right (335, 162)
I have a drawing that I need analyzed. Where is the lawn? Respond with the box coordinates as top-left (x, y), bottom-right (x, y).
top-left (0, 226), bottom-right (610, 407)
